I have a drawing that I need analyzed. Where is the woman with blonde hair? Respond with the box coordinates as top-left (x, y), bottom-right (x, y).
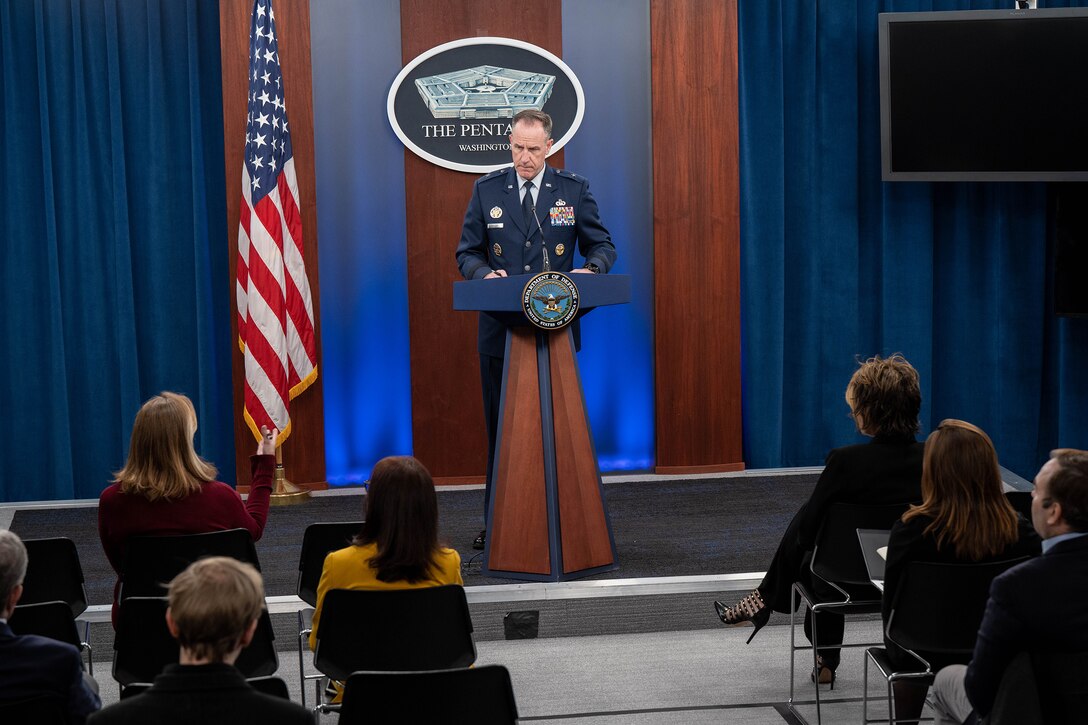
top-left (882, 419), bottom-right (1040, 722)
top-left (98, 392), bottom-right (276, 617)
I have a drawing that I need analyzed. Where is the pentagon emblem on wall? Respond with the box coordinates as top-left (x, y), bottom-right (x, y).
top-left (388, 37), bottom-right (585, 174)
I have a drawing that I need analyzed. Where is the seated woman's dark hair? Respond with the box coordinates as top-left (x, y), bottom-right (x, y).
top-left (355, 456), bottom-right (441, 583)
top-left (903, 419), bottom-right (1018, 559)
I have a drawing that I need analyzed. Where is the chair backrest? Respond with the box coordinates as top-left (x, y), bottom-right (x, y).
top-left (1031, 649), bottom-right (1088, 724)
top-left (338, 666), bottom-right (518, 725)
top-left (1004, 491), bottom-right (1033, 520)
top-left (0, 693), bottom-right (67, 724)
top-left (233, 609), bottom-right (279, 679)
top-left (982, 651), bottom-right (1043, 725)
top-left (120, 528), bottom-right (260, 599)
top-left (113, 597), bottom-right (177, 686)
top-left (21, 537), bottom-right (87, 617)
top-left (8, 600), bottom-right (82, 650)
top-left (113, 596), bottom-right (277, 685)
top-left (811, 502), bottom-right (915, 586)
top-left (246, 675), bottom-right (291, 700)
top-left (887, 558), bottom-right (1030, 657)
top-left (296, 521), bottom-right (365, 606)
top-left (313, 585), bottom-right (476, 682)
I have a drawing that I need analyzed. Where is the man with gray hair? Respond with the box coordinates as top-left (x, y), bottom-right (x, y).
top-left (0, 529), bottom-right (100, 722)
top-left (89, 556), bottom-right (310, 724)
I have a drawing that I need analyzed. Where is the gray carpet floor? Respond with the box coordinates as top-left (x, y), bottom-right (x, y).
top-left (89, 620), bottom-right (919, 724)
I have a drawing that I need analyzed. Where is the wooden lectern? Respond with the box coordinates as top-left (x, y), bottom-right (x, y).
top-left (453, 273), bottom-right (630, 581)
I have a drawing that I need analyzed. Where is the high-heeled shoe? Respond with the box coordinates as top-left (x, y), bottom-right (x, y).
top-left (714, 590), bottom-right (771, 644)
top-left (811, 656), bottom-right (836, 690)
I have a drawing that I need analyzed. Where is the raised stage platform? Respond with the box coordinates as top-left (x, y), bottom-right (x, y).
top-left (2, 465), bottom-right (1031, 650)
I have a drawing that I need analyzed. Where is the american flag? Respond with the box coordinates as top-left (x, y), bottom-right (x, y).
top-left (236, 0), bottom-right (317, 444)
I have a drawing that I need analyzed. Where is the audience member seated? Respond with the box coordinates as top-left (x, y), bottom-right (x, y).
top-left (309, 456), bottom-right (463, 698)
top-left (883, 419), bottom-right (1042, 723)
top-left (930, 448), bottom-right (1088, 725)
top-left (88, 556), bottom-right (310, 724)
top-left (715, 353), bottom-right (924, 685)
top-left (0, 530), bottom-right (100, 724)
top-left (98, 392), bottom-right (276, 621)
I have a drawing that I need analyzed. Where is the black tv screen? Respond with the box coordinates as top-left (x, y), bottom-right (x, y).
top-left (879, 8), bottom-right (1088, 181)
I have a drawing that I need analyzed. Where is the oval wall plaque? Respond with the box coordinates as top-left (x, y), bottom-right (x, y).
top-left (387, 37), bottom-right (585, 174)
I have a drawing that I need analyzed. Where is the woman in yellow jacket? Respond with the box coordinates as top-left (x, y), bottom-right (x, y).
top-left (309, 455), bottom-right (463, 656)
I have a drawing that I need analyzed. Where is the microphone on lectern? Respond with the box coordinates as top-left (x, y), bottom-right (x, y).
top-left (531, 205), bottom-right (551, 272)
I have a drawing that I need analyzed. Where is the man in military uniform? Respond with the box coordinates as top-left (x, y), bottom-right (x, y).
top-left (456, 108), bottom-right (617, 550)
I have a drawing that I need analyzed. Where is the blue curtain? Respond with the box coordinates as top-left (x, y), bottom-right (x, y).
top-left (0, 0), bottom-right (232, 501)
top-left (739, 0), bottom-right (1088, 477)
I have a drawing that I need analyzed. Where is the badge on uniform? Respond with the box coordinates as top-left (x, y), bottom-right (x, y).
top-left (555, 244), bottom-right (565, 256)
top-left (487, 223), bottom-right (503, 229)
top-left (490, 206), bottom-right (503, 219)
top-left (549, 204), bottom-right (575, 227)
top-left (493, 243), bottom-right (503, 256)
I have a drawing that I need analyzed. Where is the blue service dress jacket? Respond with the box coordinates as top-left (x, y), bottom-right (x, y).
top-left (456, 165), bottom-right (617, 358)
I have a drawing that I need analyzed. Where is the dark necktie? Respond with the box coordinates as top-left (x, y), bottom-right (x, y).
top-left (522, 180), bottom-right (535, 235)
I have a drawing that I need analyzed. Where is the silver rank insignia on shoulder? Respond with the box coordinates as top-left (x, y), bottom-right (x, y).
top-left (555, 243), bottom-right (565, 256)
top-left (493, 243), bottom-right (502, 256)
top-left (490, 206), bottom-right (503, 219)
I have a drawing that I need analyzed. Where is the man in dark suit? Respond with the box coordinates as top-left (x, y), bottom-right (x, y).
top-left (929, 448), bottom-right (1088, 724)
top-left (89, 557), bottom-right (310, 725)
top-left (456, 108), bottom-right (617, 549)
top-left (0, 529), bottom-right (100, 723)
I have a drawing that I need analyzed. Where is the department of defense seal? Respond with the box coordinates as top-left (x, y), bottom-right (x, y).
top-left (522, 271), bottom-right (580, 330)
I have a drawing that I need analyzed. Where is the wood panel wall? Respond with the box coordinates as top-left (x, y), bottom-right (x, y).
top-left (214, 0), bottom-right (743, 485)
top-left (400, 0), bottom-right (564, 484)
top-left (650, 0), bottom-right (744, 473)
top-left (220, 0), bottom-right (327, 490)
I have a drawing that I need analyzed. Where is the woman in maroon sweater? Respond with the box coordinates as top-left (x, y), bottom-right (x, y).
top-left (98, 392), bottom-right (277, 618)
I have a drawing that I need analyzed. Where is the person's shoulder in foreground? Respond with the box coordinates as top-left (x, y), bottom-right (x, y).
top-left (87, 664), bottom-right (310, 724)
top-left (92, 556), bottom-right (309, 724)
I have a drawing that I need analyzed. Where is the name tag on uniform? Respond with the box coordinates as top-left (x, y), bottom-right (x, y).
top-left (549, 206), bottom-right (575, 226)
top-left (487, 222), bottom-right (504, 229)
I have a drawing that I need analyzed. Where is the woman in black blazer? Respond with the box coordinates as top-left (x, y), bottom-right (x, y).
top-left (882, 419), bottom-right (1041, 722)
top-left (715, 354), bottom-right (925, 684)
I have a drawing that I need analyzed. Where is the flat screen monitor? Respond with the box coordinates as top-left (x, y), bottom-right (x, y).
top-left (879, 8), bottom-right (1088, 181)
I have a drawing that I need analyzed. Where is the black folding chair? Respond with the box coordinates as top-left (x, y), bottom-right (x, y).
top-left (311, 585), bottom-right (476, 714)
top-left (789, 502), bottom-right (915, 725)
top-left (112, 596), bottom-right (277, 692)
top-left (247, 675), bottom-right (292, 700)
top-left (1004, 491), bottom-right (1032, 520)
top-left (8, 600), bottom-right (88, 672)
top-left (982, 649), bottom-right (1088, 725)
top-left (863, 558), bottom-right (1029, 725)
top-left (119, 528), bottom-right (260, 600)
top-left (21, 537), bottom-right (92, 672)
top-left (293, 521), bottom-right (364, 707)
top-left (339, 665), bottom-right (518, 724)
